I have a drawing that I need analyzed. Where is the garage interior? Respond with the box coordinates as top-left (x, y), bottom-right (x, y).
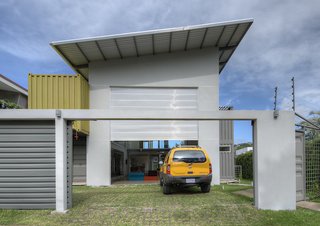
top-left (111, 140), bottom-right (198, 183)
top-left (71, 116), bottom-right (236, 185)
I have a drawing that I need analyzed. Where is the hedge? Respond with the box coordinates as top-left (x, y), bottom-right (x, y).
top-left (236, 151), bottom-right (253, 179)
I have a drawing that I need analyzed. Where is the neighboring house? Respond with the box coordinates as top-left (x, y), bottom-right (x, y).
top-left (236, 146), bottom-right (253, 156)
top-left (0, 74), bottom-right (28, 108)
top-left (28, 19), bottom-right (253, 186)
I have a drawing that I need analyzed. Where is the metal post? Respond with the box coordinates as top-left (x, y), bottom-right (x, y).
top-left (295, 112), bottom-right (320, 130)
top-left (273, 87), bottom-right (279, 118)
top-left (292, 77), bottom-right (295, 112)
top-left (274, 86), bottom-right (278, 111)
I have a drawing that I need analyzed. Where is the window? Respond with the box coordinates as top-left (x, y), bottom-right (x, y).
top-left (220, 145), bottom-right (231, 152)
top-left (172, 150), bottom-right (206, 163)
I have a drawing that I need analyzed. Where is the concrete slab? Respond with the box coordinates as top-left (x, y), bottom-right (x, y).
top-left (233, 189), bottom-right (254, 198)
top-left (297, 201), bottom-right (320, 212)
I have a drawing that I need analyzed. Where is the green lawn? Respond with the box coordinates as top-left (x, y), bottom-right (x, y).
top-left (0, 184), bottom-right (320, 225)
top-left (238, 179), bottom-right (253, 185)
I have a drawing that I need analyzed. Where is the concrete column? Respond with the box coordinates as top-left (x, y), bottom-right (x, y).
top-left (198, 121), bottom-right (220, 185)
top-left (87, 120), bottom-right (111, 186)
top-left (55, 117), bottom-right (67, 212)
top-left (254, 111), bottom-right (296, 210)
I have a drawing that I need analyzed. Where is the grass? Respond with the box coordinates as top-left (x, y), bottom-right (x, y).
top-left (238, 179), bottom-right (253, 185)
top-left (0, 184), bottom-right (320, 225)
top-left (311, 197), bottom-right (320, 203)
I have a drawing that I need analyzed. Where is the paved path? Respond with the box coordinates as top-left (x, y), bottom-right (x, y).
top-left (297, 201), bottom-right (320, 211)
top-left (233, 189), bottom-right (254, 198)
top-left (233, 189), bottom-right (320, 212)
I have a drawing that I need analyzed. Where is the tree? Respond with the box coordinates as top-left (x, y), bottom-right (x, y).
top-left (235, 142), bottom-right (252, 150)
top-left (299, 111), bottom-right (320, 140)
top-left (0, 99), bottom-right (20, 109)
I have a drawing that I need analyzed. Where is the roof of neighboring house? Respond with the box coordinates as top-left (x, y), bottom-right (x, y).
top-left (51, 19), bottom-right (253, 79)
top-left (219, 106), bottom-right (233, 110)
top-left (0, 74), bottom-right (28, 96)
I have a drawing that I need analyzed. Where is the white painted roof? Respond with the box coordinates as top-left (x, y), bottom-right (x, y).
top-left (51, 19), bottom-right (253, 78)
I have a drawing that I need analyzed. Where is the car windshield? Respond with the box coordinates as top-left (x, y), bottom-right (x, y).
top-left (172, 150), bottom-right (206, 163)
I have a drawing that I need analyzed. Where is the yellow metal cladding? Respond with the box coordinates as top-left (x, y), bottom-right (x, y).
top-left (28, 74), bottom-right (89, 135)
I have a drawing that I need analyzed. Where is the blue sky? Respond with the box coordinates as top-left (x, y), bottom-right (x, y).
top-left (1, 0), bottom-right (319, 143)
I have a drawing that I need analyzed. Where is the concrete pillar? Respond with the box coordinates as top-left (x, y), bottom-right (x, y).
top-left (198, 121), bottom-right (220, 185)
top-left (254, 111), bottom-right (296, 210)
top-left (87, 121), bottom-right (111, 186)
top-left (55, 117), bottom-right (67, 212)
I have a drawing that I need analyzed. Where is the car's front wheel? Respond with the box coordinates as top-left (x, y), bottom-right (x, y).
top-left (200, 184), bottom-right (211, 193)
top-left (163, 184), bottom-right (172, 194)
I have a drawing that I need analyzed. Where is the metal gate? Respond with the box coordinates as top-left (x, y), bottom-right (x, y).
top-left (296, 126), bottom-right (320, 201)
top-left (304, 127), bottom-right (320, 200)
top-left (0, 120), bottom-right (56, 209)
top-left (295, 131), bottom-right (306, 201)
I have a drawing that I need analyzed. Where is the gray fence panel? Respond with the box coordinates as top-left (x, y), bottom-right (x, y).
top-left (219, 120), bottom-right (235, 180)
top-left (73, 137), bottom-right (86, 184)
top-left (220, 120), bottom-right (234, 144)
top-left (0, 120), bottom-right (55, 209)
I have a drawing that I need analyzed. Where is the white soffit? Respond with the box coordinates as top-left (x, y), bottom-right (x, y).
top-left (0, 74), bottom-right (28, 96)
top-left (51, 19), bottom-right (253, 79)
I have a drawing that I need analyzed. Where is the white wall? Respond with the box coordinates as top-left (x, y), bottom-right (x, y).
top-left (253, 111), bottom-right (296, 210)
top-left (199, 121), bottom-right (220, 184)
top-left (87, 47), bottom-right (220, 186)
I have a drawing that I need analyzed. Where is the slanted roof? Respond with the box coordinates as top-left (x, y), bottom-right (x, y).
top-left (219, 106), bottom-right (233, 111)
top-left (51, 19), bottom-right (253, 79)
top-left (0, 74), bottom-right (28, 96)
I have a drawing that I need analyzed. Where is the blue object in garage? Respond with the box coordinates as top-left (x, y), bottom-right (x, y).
top-left (128, 172), bottom-right (144, 181)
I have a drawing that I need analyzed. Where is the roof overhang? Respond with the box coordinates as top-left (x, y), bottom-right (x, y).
top-left (0, 74), bottom-right (28, 96)
top-left (51, 19), bottom-right (253, 79)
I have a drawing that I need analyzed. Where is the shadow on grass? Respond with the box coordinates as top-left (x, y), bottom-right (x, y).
top-left (165, 186), bottom-right (205, 195)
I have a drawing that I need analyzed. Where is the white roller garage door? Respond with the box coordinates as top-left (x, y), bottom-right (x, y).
top-left (110, 87), bottom-right (198, 141)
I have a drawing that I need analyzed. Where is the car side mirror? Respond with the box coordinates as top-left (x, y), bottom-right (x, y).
top-left (159, 161), bottom-right (163, 165)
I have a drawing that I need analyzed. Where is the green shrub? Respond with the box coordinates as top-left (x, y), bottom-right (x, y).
top-left (236, 151), bottom-right (253, 179)
top-left (0, 99), bottom-right (20, 109)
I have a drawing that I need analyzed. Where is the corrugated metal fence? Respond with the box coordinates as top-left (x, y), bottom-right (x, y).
top-left (0, 120), bottom-right (56, 209)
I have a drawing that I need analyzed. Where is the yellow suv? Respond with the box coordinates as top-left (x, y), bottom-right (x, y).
top-left (159, 146), bottom-right (212, 194)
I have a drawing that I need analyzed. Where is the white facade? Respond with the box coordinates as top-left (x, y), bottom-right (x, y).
top-left (49, 19), bottom-right (254, 187)
top-left (87, 47), bottom-right (220, 185)
top-left (0, 19), bottom-right (299, 212)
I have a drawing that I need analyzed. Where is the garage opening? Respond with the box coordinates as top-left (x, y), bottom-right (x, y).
top-left (69, 118), bottom-right (256, 186)
top-left (111, 140), bottom-right (198, 184)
